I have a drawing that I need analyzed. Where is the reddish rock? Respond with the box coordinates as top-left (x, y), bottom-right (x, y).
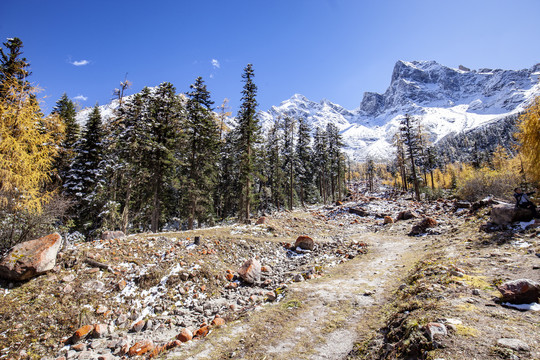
top-left (0, 233), bottom-right (63, 281)
top-left (265, 291), bottom-right (277, 302)
top-left (261, 265), bottom-right (272, 273)
top-left (294, 235), bottom-right (314, 251)
top-left (71, 343), bottom-right (86, 351)
top-left (165, 340), bottom-right (182, 349)
top-left (383, 216), bottom-right (394, 224)
top-left (226, 272), bottom-right (235, 281)
top-left (117, 279), bottom-right (127, 291)
top-left (92, 324), bottom-right (108, 338)
top-left (409, 217), bottom-right (438, 236)
top-left (238, 258), bottom-right (261, 284)
top-left (498, 279), bottom-right (540, 304)
top-left (130, 319), bottom-right (145, 332)
top-left (176, 328), bottom-right (193, 342)
top-left (128, 339), bottom-right (154, 356)
top-left (211, 316), bottom-right (225, 327)
top-left (255, 216), bottom-right (267, 225)
top-left (72, 324), bottom-right (94, 343)
top-left (101, 231), bottom-right (126, 240)
top-left (194, 325), bottom-right (209, 337)
top-left (396, 210), bottom-right (418, 221)
top-left (225, 282), bottom-right (238, 289)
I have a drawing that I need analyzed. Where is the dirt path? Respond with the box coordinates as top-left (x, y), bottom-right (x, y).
top-left (169, 231), bottom-right (429, 360)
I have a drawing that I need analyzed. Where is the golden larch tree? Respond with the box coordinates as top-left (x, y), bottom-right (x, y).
top-left (0, 78), bottom-right (64, 215)
top-left (516, 95), bottom-right (540, 183)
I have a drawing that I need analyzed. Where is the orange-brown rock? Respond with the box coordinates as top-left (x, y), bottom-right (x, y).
top-left (72, 324), bottom-right (94, 343)
top-left (127, 339), bottom-right (154, 356)
top-left (176, 328), bottom-right (193, 342)
top-left (92, 324), bottom-right (107, 338)
top-left (261, 265), bottom-right (272, 273)
top-left (238, 258), bottom-right (261, 284)
top-left (211, 316), bottom-right (225, 327)
top-left (165, 340), bottom-right (182, 349)
top-left (383, 216), bottom-right (394, 224)
top-left (255, 216), bottom-right (267, 225)
top-left (71, 343), bottom-right (86, 351)
top-left (0, 233), bottom-right (63, 281)
top-left (294, 235), bottom-right (314, 251)
top-left (130, 319), bottom-right (145, 332)
top-left (194, 325), bottom-right (209, 337)
top-left (117, 279), bottom-right (127, 291)
top-left (226, 272), bottom-right (234, 281)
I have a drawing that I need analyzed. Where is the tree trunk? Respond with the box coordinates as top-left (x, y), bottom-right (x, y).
top-left (151, 179), bottom-right (160, 233)
top-left (120, 180), bottom-right (132, 234)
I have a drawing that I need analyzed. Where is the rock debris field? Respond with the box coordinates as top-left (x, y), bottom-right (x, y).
top-left (1, 193), bottom-right (539, 359)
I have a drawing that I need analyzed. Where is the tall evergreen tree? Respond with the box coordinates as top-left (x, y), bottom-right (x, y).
top-left (233, 64), bottom-right (261, 222)
top-left (52, 93), bottom-right (80, 182)
top-left (144, 83), bottom-right (182, 232)
top-left (266, 118), bottom-right (286, 210)
top-left (313, 127), bottom-right (329, 202)
top-left (282, 116), bottom-right (296, 210)
top-left (400, 114), bottom-right (421, 201)
top-left (295, 117), bottom-right (313, 206)
top-left (183, 77), bottom-right (220, 229)
top-left (0, 37), bottom-right (31, 95)
top-left (64, 105), bottom-right (105, 231)
top-left (326, 123), bottom-right (344, 201)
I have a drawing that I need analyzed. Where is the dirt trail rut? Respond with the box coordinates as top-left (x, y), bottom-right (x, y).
top-left (171, 232), bottom-right (429, 360)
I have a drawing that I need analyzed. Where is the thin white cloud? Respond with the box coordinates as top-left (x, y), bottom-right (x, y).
top-left (73, 95), bottom-right (88, 101)
top-left (211, 59), bottom-right (220, 69)
top-left (209, 74), bottom-right (214, 79)
top-left (71, 59), bottom-right (90, 66)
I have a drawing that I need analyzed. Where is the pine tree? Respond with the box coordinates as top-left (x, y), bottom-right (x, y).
top-left (400, 114), bottom-right (421, 200)
top-left (108, 88), bottom-right (152, 233)
top-left (264, 118), bottom-right (286, 210)
top-left (0, 78), bottom-right (64, 246)
top-left (295, 117), bottom-right (314, 206)
top-left (183, 77), bottom-right (220, 229)
top-left (234, 64), bottom-right (261, 222)
top-left (64, 105), bottom-right (105, 231)
top-left (0, 37), bottom-right (31, 96)
top-left (282, 116), bottom-right (296, 210)
top-left (517, 95), bottom-right (540, 183)
top-left (313, 127), bottom-right (329, 202)
top-left (326, 123), bottom-right (344, 201)
top-left (52, 93), bottom-right (80, 183)
top-left (144, 83), bottom-right (182, 232)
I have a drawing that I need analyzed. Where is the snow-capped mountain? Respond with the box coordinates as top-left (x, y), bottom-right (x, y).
top-left (259, 60), bottom-right (540, 161)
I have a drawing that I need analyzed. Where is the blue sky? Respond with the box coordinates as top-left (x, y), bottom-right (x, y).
top-left (1, 0), bottom-right (539, 114)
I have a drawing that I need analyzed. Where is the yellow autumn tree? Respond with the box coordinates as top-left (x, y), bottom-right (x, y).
top-left (0, 78), bottom-right (64, 216)
top-left (517, 95), bottom-right (540, 183)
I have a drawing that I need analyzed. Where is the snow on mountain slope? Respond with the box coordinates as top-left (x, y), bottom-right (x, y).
top-left (75, 61), bottom-right (540, 162)
top-left (259, 60), bottom-right (540, 161)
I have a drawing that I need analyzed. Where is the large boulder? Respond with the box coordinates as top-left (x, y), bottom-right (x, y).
top-left (498, 279), bottom-right (540, 304)
top-left (0, 233), bottom-right (62, 281)
top-left (490, 203), bottom-right (534, 225)
top-left (238, 258), bottom-right (261, 284)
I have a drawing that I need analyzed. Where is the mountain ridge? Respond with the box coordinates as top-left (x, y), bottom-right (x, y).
top-left (76, 60), bottom-right (540, 162)
top-left (258, 60), bottom-right (540, 161)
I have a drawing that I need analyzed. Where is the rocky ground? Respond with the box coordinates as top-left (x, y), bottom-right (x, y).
top-left (0, 193), bottom-right (539, 360)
